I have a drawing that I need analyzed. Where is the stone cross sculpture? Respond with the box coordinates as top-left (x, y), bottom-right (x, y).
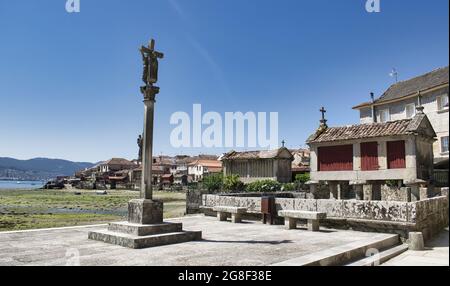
top-left (88, 39), bottom-right (201, 249)
top-left (139, 39), bottom-right (164, 201)
top-left (141, 39), bottom-right (164, 87)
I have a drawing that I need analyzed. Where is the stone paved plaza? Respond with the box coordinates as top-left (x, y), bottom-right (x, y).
top-left (0, 215), bottom-right (403, 266)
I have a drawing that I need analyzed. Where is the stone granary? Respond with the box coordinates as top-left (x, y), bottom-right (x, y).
top-left (306, 105), bottom-right (437, 202)
top-left (221, 148), bottom-right (294, 183)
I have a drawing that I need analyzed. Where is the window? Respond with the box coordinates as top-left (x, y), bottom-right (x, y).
top-left (441, 136), bottom-right (449, 153)
top-left (405, 103), bottom-right (416, 118)
top-left (380, 109), bottom-right (390, 123)
top-left (437, 94), bottom-right (449, 111)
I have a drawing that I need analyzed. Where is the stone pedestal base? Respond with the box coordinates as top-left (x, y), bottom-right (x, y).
top-left (88, 200), bottom-right (202, 249)
top-left (128, 199), bottom-right (163, 225)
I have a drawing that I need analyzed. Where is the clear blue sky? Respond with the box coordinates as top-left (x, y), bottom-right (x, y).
top-left (0, 0), bottom-right (448, 163)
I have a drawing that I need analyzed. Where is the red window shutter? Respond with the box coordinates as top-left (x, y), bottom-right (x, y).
top-left (361, 142), bottom-right (379, 171)
top-left (318, 145), bottom-right (353, 171)
top-left (387, 141), bottom-right (406, 169)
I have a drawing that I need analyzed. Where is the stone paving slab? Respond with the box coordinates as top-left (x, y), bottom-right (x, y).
top-left (0, 215), bottom-right (399, 266)
top-left (383, 228), bottom-right (449, 266)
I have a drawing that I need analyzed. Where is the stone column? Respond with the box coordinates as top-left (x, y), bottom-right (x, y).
top-left (419, 187), bottom-right (429, 201)
top-left (410, 185), bottom-right (420, 202)
top-left (140, 87), bottom-right (159, 200)
top-left (128, 86), bottom-right (164, 226)
top-left (354, 185), bottom-right (364, 200)
top-left (363, 184), bottom-right (373, 201)
top-left (329, 182), bottom-right (338, 200)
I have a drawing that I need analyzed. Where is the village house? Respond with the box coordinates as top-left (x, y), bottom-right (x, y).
top-left (221, 148), bottom-right (294, 183)
top-left (188, 159), bottom-right (222, 182)
top-left (97, 158), bottom-right (137, 173)
top-left (307, 105), bottom-right (437, 202)
top-left (352, 66), bottom-right (449, 186)
top-left (290, 148), bottom-right (311, 180)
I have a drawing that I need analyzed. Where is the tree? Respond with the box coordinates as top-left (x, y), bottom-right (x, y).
top-left (202, 173), bottom-right (223, 192)
top-left (223, 175), bottom-right (244, 192)
top-left (295, 173), bottom-right (310, 185)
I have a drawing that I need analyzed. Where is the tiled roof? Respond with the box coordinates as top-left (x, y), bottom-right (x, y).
top-left (188, 159), bottom-right (222, 168)
top-left (307, 115), bottom-right (434, 143)
top-left (222, 148), bottom-right (293, 160)
top-left (354, 66), bottom-right (449, 109)
top-left (103, 158), bottom-right (135, 166)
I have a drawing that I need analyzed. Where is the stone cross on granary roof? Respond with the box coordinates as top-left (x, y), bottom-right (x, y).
top-left (320, 107), bottom-right (328, 124)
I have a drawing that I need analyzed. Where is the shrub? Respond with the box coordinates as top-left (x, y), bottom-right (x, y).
top-left (281, 183), bottom-right (296, 192)
top-left (223, 175), bottom-right (244, 192)
top-left (202, 173), bottom-right (223, 192)
top-left (295, 173), bottom-right (310, 185)
top-left (245, 180), bottom-right (282, 193)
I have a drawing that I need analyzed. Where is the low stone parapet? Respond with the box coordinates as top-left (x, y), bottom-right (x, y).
top-left (202, 194), bottom-right (449, 241)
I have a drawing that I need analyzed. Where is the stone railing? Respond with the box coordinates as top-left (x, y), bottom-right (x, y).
top-left (202, 194), bottom-right (449, 240)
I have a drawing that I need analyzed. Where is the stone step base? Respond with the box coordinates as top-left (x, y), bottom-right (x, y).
top-left (271, 234), bottom-right (400, 266)
top-left (107, 221), bottom-right (183, 236)
top-left (88, 230), bottom-right (202, 249)
top-left (345, 244), bottom-right (409, 266)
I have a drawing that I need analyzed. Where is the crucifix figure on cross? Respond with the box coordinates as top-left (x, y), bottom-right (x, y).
top-left (140, 39), bottom-right (164, 87)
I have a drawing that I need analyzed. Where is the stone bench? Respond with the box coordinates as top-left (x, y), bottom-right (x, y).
top-left (213, 206), bottom-right (247, 223)
top-left (278, 210), bottom-right (327, 231)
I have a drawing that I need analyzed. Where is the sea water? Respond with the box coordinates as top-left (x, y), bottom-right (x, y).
top-left (0, 180), bottom-right (45, 190)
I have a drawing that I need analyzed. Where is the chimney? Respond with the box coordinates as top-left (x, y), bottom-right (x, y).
top-left (370, 92), bottom-right (377, 123)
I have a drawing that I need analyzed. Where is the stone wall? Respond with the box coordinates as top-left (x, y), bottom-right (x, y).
top-left (186, 189), bottom-right (210, 214)
top-left (381, 185), bottom-right (411, 202)
top-left (202, 194), bottom-right (449, 241)
top-left (414, 196), bottom-right (449, 241)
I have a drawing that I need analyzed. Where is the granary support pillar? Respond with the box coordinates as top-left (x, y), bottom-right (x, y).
top-left (363, 184), bottom-right (373, 201)
top-left (329, 182), bottom-right (338, 200)
top-left (350, 181), bottom-right (366, 201)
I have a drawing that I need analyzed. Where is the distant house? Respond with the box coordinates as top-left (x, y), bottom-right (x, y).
top-left (174, 173), bottom-right (188, 185)
top-left (353, 66), bottom-right (448, 165)
top-left (98, 158), bottom-right (136, 173)
top-left (306, 106), bottom-right (436, 201)
top-left (161, 174), bottom-right (174, 186)
top-left (290, 149), bottom-right (311, 179)
top-left (188, 159), bottom-right (222, 182)
top-left (221, 148), bottom-right (294, 183)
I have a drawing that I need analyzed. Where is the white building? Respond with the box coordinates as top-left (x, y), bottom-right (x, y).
top-left (353, 66), bottom-right (449, 165)
top-left (188, 159), bottom-right (222, 182)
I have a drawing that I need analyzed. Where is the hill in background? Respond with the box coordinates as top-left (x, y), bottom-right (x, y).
top-left (0, 157), bottom-right (95, 181)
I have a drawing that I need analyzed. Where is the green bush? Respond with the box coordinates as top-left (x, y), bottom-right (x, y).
top-left (202, 173), bottom-right (223, 192)
top-left (223, 175), bottom-right (244, 192)
top-left (295, 173), bottom-right (310, 185)
top-left (281, 183), bottom-right (296, 191)
top-left (245, 180), bottom-right (282, 193)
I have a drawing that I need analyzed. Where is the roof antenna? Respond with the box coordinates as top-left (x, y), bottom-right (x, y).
top-left (389, 68), bottom-right (398, 83)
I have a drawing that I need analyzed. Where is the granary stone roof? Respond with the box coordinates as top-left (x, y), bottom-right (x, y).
top-left (307, 113), bottom-right (436, 144)
top-left (353, 66), bottom-right (449, 109)
top-left (221, 147), bottom-right (293, 160)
